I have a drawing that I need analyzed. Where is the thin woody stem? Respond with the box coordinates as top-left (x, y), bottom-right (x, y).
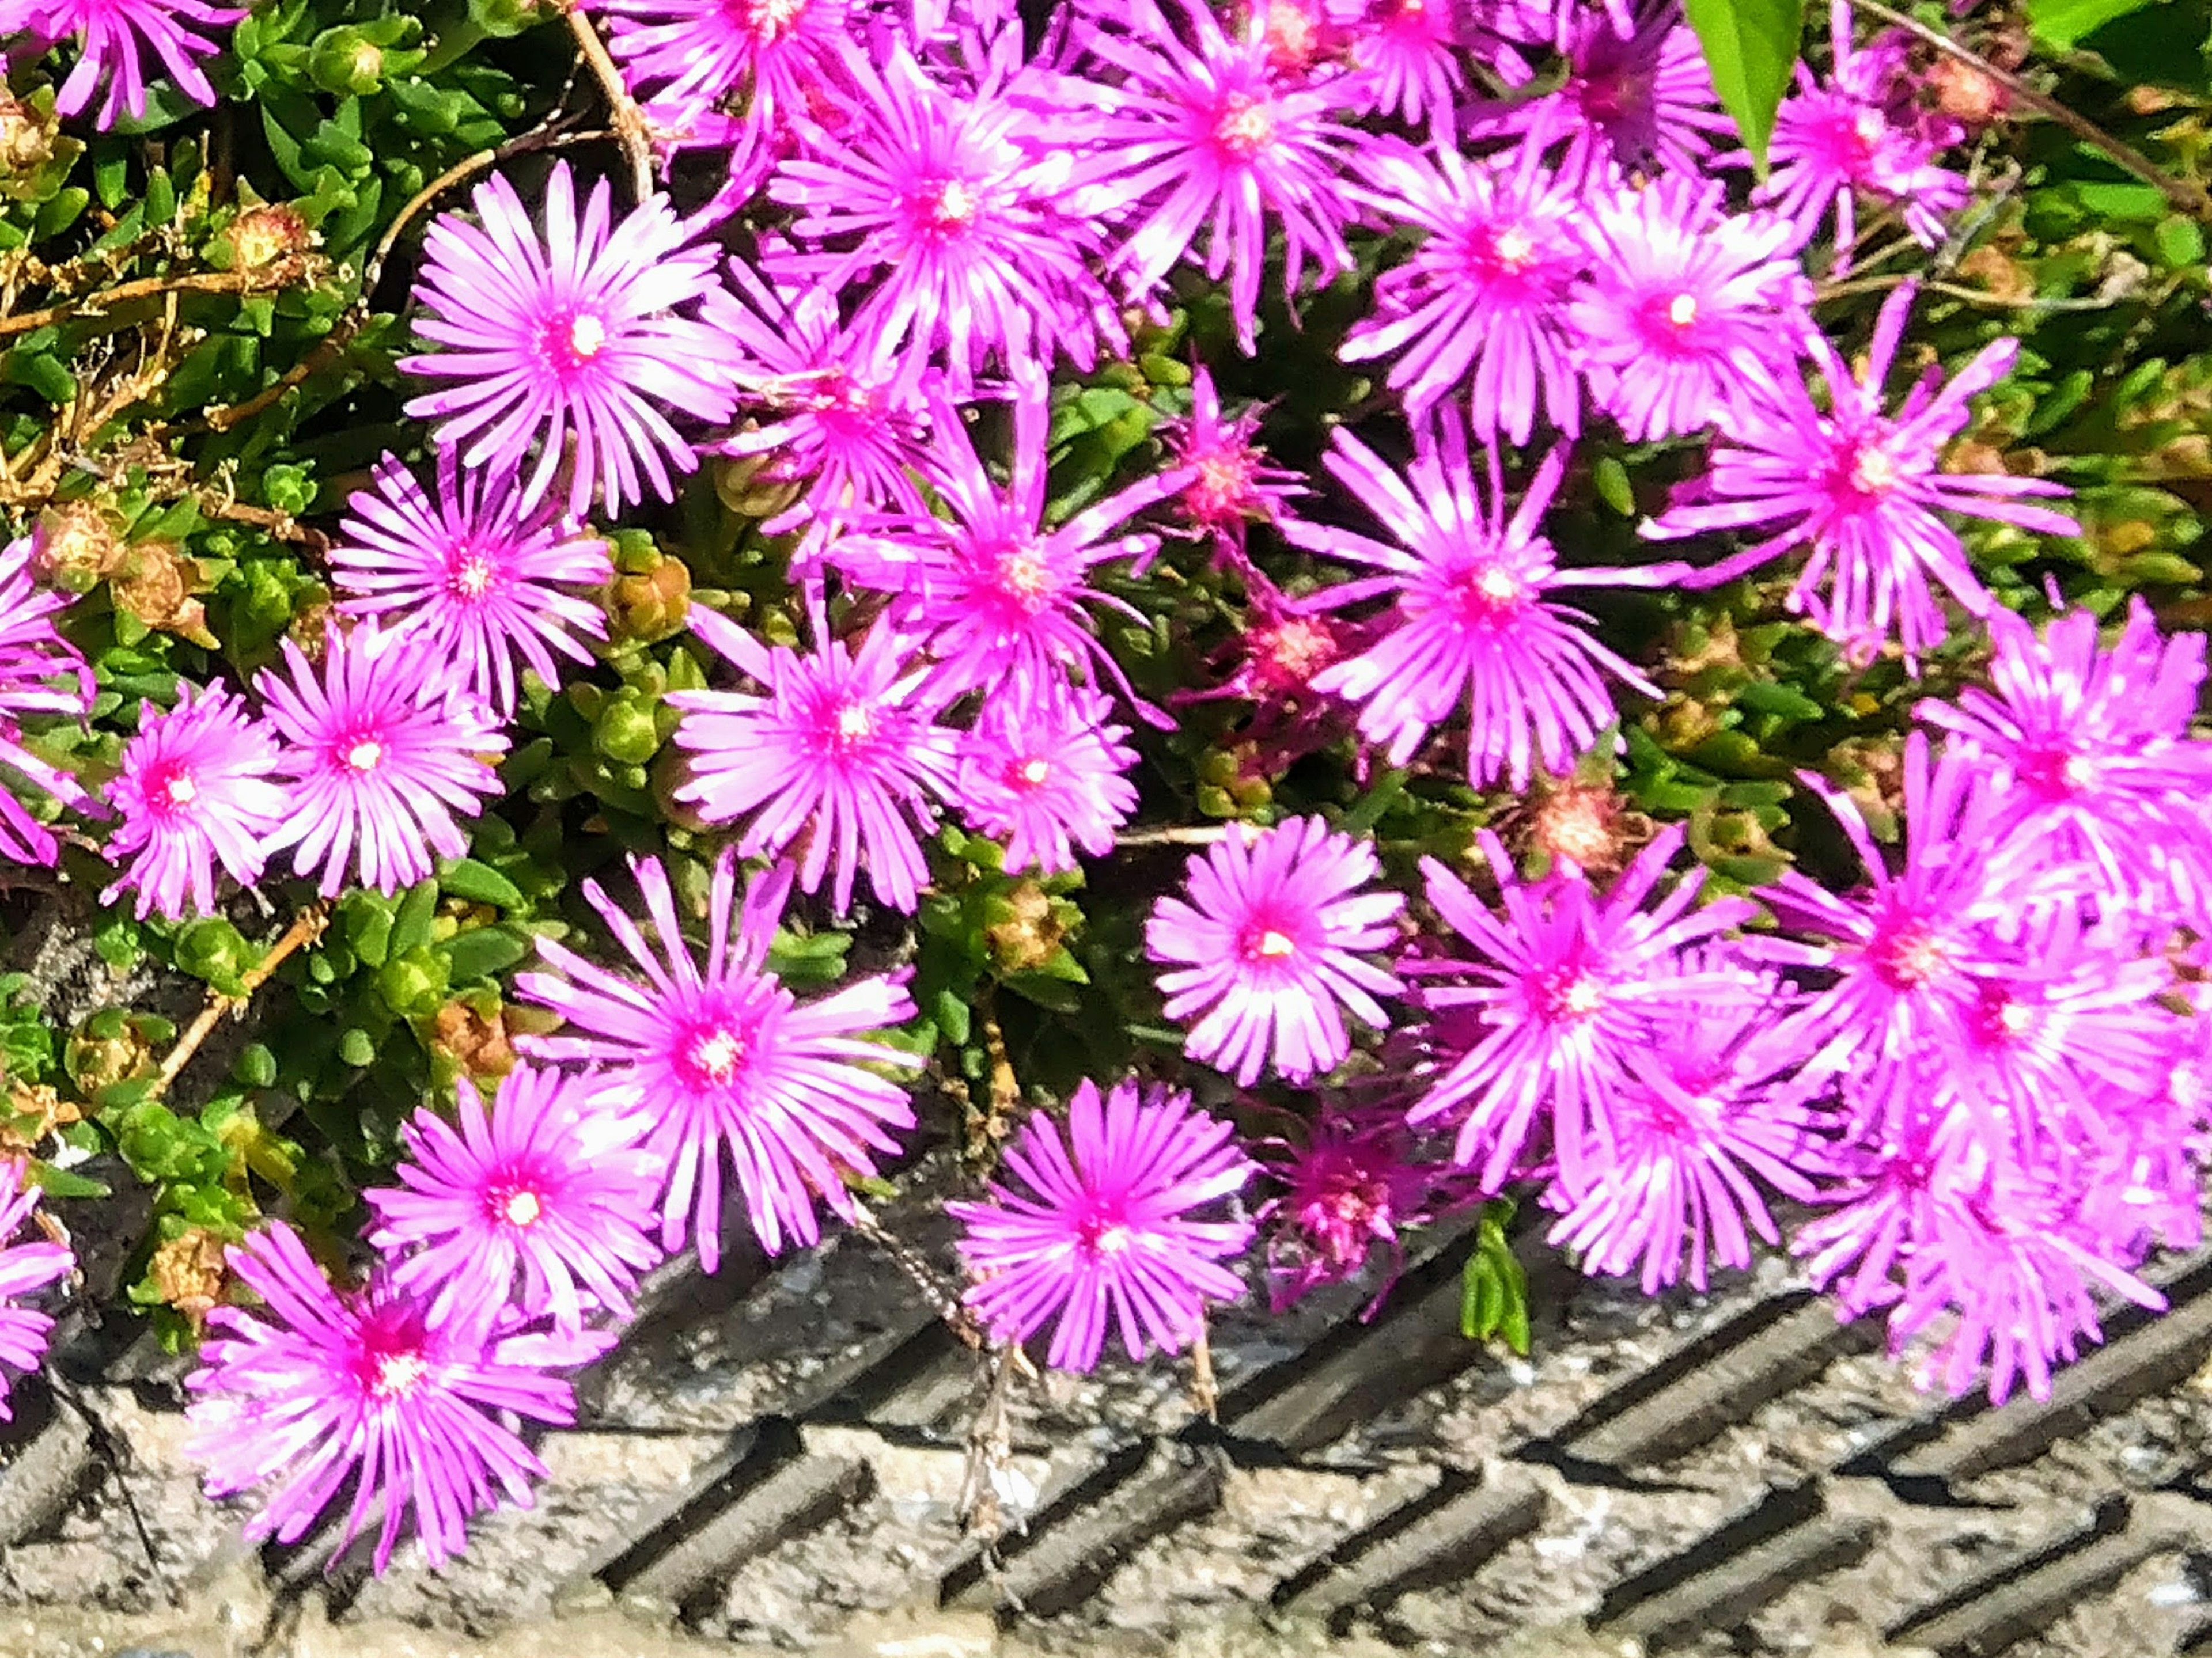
top-left (561, 1), bottom-right (655, 202)
top-left (0, 263), bottom-right (319, 342)
top-left (151, 906), bottom-right (329, 1100)
top-left (1855, 0), bottom-right (2212, 221)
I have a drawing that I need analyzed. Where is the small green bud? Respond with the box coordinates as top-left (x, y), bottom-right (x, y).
top-left (176, 918), bottom-right (253, 993)
top-left (232, 1043), bottom-right (278, 1089)
top-left (309, 27), bottom-right (385, 95)
top-left (594, 693), bottom-right (662, 766)
top-left (338, 1027), bottom-right (376, 1067)
top-left (378, 947), bottom-right (450, 1018)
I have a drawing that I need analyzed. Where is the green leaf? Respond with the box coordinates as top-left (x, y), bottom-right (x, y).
top-left (27, 1162), bottom-right (110, 1200)
top-left (1460, 1201), bottom-right (1531, 1356)
top-left (437, 857), bottom-right (524, 910)
top-left (1683, 0), bottom-right (1805, 171)
top-left (1593, 456), bottom-right (1637, 518)
top-left (390, 879), bottom-right (439, 957)
top-left (438, 925), bottom-right (531, 983)
top-left (2026, 0), bottom-right (2163, 50)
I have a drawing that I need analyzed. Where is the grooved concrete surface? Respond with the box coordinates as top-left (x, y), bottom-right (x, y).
top-left (7, 1159), bottom-right (2212, 1658)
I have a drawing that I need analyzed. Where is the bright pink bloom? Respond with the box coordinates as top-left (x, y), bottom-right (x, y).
top-left (947, 1079), bottom-right (1255, 1371)
top-left (768, 40), bottom-right (1119, 393)
top-left (1284, 419), bottom-right (1660, 789)
top-left (183, 1223), bottom-right (597, 1573)
top-left (1340, 0), bottom-right (1468, 143)
top-left (1056, 0), bottom-right (1355, 351)
top-left (1342, 132), bottom-right (1584, 446)
top-left (1567, 176), bottom-right (1812, 441)
top-left (255, 620), bottom-right (508, 897)
top-left (1147, 816), bottom-right (1404, 1086)
top-left (838, 369), bottom-right (1185, 714)
top-left (101, 682), bottom-right (286, 921)
top-left (366, 1065), bottom-right (664, 1335)
top-left (402, 164), bottom-right (743, 518)
top-left (1643, 280), bottom-right (2078, 663)
top-left (0, 1160), bottom-right (71, 1420)
top-left (953, 686), bottom-right (1138, 877)
top-left (1161, 364), bottom-right (1304, 553)
top-left (0, 532), bottom-right (93, 868)
top-left (669, 609), bottom-right (958, 916)
top-left (1257, 1106), bottom-right (1451, 1312)
top-left (514, 851), bottom-right (919, 1271)
top-left (1409, 826), bottom-right (1758, 1195)
top-left (331, 451), bottom-right (613, 716)
top-left (12, 0), bottom-right (244, 128)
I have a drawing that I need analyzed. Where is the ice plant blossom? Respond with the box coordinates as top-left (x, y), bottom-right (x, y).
top-left (0, 530), bottom-right (94, 868)
top-left (331, 450), bottom-right (614, 715)
top-left (1644, 279), bottom-right (2078, 662)
top-left (402, 162), bottom-right (743, 518)
top-left (514, 851), bottom-right (919, 1271)
top-left (7, 0), bottom-right (245, 128)
top-left (1147, 815), bottom-right (1405, 1086)
top-left (953, 686), bottom-right (1139, 877)
top-left (255, 620), bottom-right (509, 897)
top-left (101, 682), bottom-right (287, 921)
top-left (0, 1159), bottom-right (71, 1420)
top-left (948, 1079), bottom-right (1255, 1372)
top-left (367, 1064), bottom-right (665, 1335)
top-left (183, 1222), bottom-right (598, 1573)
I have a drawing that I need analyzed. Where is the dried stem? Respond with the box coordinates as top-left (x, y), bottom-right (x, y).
top-left (561, 1), bottom-right (654, 202)
top-left (1190, 1314), bottom-right (1218, 1422)
top-left (151, 905), bottom-right (329, 1100)
top-left (0, 261), bottom-right (321, 343)
top-left (847, 1198), bottom-right (1040, 1381)
top-left (1855, 0), bottom-right (2212, 221)
top-left (1113, 824), bottom-right (1234, 848)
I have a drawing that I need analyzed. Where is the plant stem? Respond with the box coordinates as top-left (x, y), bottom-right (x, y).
top-left (560, 1), bottom-right (654, 201)
top-left (151, 906), bottom-right (329, 1101)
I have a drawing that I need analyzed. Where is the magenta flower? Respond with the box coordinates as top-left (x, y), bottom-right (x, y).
top-left (1643, 279), bottom-right (2078, 662)
top-left (1543, 964), bottom-right (1828, 1293)
top-left (1257, 1106), bottom-right (1449, 1313)
top-left (366, 1064), bottom-right (664, 1335)
top-left (0, 531), bottom-right (93, 868)
top-left (947, 1079), bottom-right (1255, 1371)
top-left (0, 1160), bottom-right (71, 1420)
top-left (953, 686), bottom-right (1138, 877)
top-left (514, 851), bottom-right (919, 1272)
top-left (1919, 601), bottom-right (2212, 921)
top-left (595, 0), bottom-right (852, 180)
top-left (1340, 0), bottom-right (1468, 143)
top-left (839, 369), bottom-right (1185, 714)
top-left (1408, 826), bottom-right (1758, 1195)
top-left (768, 40), bottom-right (1119, 393)
top-left (401, 163), bottom-right (743, 518)
top-left (255, 620), bottom-right (508, 897)
top-left (1284, 419), bottom-right (1660, 789)
top-left (702, 252), bottom-right (937, 559)
top-left (184, 1223), bottom-right (593, 1573)
top-left (15, 0), bottom-right (244, 128)
top-left (1055, 0), bottom-right (1355, 352)
top-left (1465, 0), bottom-right (1728, 188)
top-left (668, 610), bottom-right (958, 916)
top-left (101, 682), bottom-right (286, 921)
top-left (1760, 0), bottom-right (1971, 259)
top-left (1342, 131), bottom-right (1585, 446)
top-left (330, 451), bottom-right (612, 716)
top-left (1161, 364), bottom-right (1305, 554)
top-left (1567, 177), bottom-right (1812, 442)
top-left (1147, 817), bottom-right (1404, 1086)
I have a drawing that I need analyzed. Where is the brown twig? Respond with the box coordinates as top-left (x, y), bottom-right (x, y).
top-left (561, 1), bottom-right (654, 202)
top-left (0, 263), bottom-right (319, 343)
top-left (1112, 824), bottom-right (1235, 848)
top-left (1190, 1314), bottom-right (1218, 1423)
top-left (1855, 0), bottom-right (2212, 221)
top-left (151, 906), bottom-right (329, 1101)
top-left (847, 1198), bottom-right (1040, 1380)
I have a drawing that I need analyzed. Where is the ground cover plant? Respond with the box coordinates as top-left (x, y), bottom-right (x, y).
top-left (0, 0), bottom-right (2202, 1577)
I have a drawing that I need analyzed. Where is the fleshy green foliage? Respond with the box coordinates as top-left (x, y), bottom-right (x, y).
top-left (0, 0), bottom-right (2199, 1350)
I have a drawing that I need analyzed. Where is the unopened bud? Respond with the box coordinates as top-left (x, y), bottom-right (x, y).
top-left (229, 203), bottom-right (312, 268)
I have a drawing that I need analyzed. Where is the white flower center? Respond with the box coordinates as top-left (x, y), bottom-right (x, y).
top-left (1256, 929), bottom-right (1296, 958)
top-left (836, 704), bottom-right (874, 743)
top-left (453, 555), bottom-right (495, 599)
top-left (1847, 444), bottom-right (1900, 495)
top-left (1215, 92), bottom-right (1277, 157)
top-left (689, 1027), bottom-right (744, 1084)
top-left (503, 1190), bottom-right (542, 1227)
top-left (569, 314), bottom-right (607, 359)
top-left (1020, 757), bottom-right (1052, 786)
top-left (1560, 977), bottom-right (1605, 1017)
top-left (372, 1352), bottom-right (429, 1398)
top-left (930, 179), bottom-right (979, 230)
top-left (1665, 292), bottom-right (1698, 327)
top-left (743, 0), bottom-right (807, 39)
top-left (1493, 226), bottom-right (1536, 271)
top-left (165, 773), bottom-right (199, 807)
top-left (346, 739), bottom-right (385, 773)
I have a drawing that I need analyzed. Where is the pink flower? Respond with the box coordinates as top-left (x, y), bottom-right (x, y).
top-left (1161, 365), bottom-right (1304, 555)
top-left (1340, 0), bottom-right (1469, 144)
top-left (1147, 816), bottom-right (1404, 1086)
top-left (19, 0), bottom-right (244, 128)
top-left (184, 1223), bottom-right (596, 1573)
top-left (101, 682), bottom-right (286, 921)
top-left (401, 163), bottom-right (744, 518)
top-left (514, 851), bottom-right (919, 1271)
top-left (1643, 279), bottom-right (2078, 663)
top-left (0, 1160), bottom-right (71, 1420)
top-left (768, 39), bottom-right (1120, 393)
top-left (331, 451), bottom-right (613, 716)
top-left (1056, 0), bottom-right (1355, 351)
top-left (0, 532), bottom-right (93, 868)
top-left (1342, 131), bottom-right (1585, 446)
top-left (1258, 1105), bottom-right (1451, 1312)
top-left (1567, 176), bottom-right (1812, 441)
top-left (1283, 419), bottom-right (1660, 789)
top-left (1409, 826), bottom-right (1758, 1195)
top-left (947, 1079), bottom-right (1255, 1371)
top-left (837, 368), bottom-right (1185, 714)
top-left (668, 609), bottom-right (958, 916)
top-left (953, 686), bottom-right (1138, 877)
top-left (366, 1064), bottom-right (664, 1335)
top-left (255, 620), bottom-right (508, 897)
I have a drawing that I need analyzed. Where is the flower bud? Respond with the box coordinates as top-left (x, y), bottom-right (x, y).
top-left (0, 94), bottom-right (55, 176)
top-left (228, 202), bottom-right (313, 268)
top-left (593, 690), bottom-right (663, 765)
top-left (378, 947), bottom-right (450, 1019)
top-left (33, 500), bottom-right (124, 593)
top-left (603, 551), bottom-right (691, 645)
top-left (310, 27), bottom-right (386, 95)
top-left (176, 918), bottom-right (254, 993)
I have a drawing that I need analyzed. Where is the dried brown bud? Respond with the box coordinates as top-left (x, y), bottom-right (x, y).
top-left (0, 1085), bottom-right (78, 1159)
top-left (113, 540), bottom-right (218, 646)
top-left (287, 597), bottom-right (333, 660)
top-left (430, 1000), bottom-right (517, 1080)
top-left (34, 500), bottom-right (124, 593)
top-left (1927, 59), bottom-right (2008, 127)
top-left (0, 96), bottom-right (54, 174)
top-left (148, 1227), bottom-right (229, 1330)
top-left (986, 882), bottom-right (1067, 974)
top-left (229, 203), bottom-right (313, 269)
top-left (1530, 782), bottom-right (1626, 875)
